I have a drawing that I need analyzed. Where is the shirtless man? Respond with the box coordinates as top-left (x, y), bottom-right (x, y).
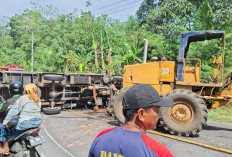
top-left (109, 79), bottom-right (118, 101)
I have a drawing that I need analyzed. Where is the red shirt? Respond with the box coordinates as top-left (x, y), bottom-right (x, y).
top-left (89, 127), bottom-right (173, 157)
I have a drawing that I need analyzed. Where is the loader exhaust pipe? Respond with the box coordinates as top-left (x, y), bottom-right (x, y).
top-left (143, 39), bottom-right (148, 63)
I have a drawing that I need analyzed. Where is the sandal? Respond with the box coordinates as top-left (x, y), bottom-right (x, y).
top-left (0, 151), bottom-right (9, 155)
top-left (0, 148), bottom-right (9, 155)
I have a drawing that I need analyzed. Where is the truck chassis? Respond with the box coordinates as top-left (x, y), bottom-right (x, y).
top-left (0, 71), bottom-right (121, 114)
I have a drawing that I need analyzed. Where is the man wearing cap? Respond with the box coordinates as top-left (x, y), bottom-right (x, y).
top-left (88, 83), bottom-right (174, 157)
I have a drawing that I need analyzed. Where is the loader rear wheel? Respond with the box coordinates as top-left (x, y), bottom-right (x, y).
top-left (110, 87), bottom-right (129, 124)
top-left (159, 89), bottom-right (207, 137)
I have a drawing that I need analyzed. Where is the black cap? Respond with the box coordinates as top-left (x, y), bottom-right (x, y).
top-left (123, 84), bottom-right (173, 109)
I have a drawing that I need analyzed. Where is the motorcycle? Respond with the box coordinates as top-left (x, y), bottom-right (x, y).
top-left (2, 127), bottom-right (45, 157)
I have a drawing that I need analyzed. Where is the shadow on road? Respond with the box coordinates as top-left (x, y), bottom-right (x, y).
top-left (204, 125), bottom-right (232, 131)
top-left (45, 116), bottom-right (91, 119)
top-left (107, 121), bottom-right (120, 126)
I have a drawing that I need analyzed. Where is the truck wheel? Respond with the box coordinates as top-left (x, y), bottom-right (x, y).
top-left (159, 89), bottom-right (207, 137)
top-left (44, 75), bottom-right (64, 81)
top-left (42, 107), bottom-right (61, 115)
top-left (110, 87), bottom-right (129, 124)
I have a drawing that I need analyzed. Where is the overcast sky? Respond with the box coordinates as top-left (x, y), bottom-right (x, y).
top-left (0, 0), bottom-right (142, 24)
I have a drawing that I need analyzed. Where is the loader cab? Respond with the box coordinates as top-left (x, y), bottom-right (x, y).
top-left (177, 31), bottom-right (225, 84)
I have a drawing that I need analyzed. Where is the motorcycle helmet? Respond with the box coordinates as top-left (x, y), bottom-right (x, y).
top-left (9, 81), bottom-right (23, 96)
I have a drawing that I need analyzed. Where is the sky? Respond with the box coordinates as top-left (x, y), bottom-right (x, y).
top-left (0, 0), bottom-right (142, 24)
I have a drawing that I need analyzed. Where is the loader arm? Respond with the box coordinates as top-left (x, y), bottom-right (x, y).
top-left (212, 72), bottom-right (232, 108)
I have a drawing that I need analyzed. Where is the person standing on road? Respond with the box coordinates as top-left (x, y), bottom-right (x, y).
top-left (109, 79), bottom-right (118, 101)
top-left (0, 81), bottom-right (24, 123)
top-left (105, 79), bottom-right (119, 114)
top-left (88, 83), bottom-right (174, 157)
top-left (92, 79), bottom-right (109, 113)
top-left (91, 80), bottom-right (99, 111)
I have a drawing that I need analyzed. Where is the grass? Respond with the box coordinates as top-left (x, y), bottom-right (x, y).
top-left (208, 103), bottom-right (232, 123)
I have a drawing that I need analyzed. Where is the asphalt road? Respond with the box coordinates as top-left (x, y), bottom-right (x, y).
top-left (40, 109), bottom-right (232, 157)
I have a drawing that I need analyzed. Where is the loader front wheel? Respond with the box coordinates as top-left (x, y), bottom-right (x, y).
top-left (110, 87), bottom-right (129, 124)
top-left (159, 89), bottom-right (208, 137)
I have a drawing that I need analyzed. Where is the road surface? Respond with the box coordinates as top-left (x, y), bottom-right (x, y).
top-left (40, 108), bottom-right (232, 157)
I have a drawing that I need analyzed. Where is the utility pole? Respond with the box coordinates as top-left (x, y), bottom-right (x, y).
top-left (143, 39), bottom-right (148, 63)
top-left (31, 31), bottom-right (34, 72)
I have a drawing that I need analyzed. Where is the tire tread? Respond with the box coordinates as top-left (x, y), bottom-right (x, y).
top-left (160, 89), bottom-right (207, 137)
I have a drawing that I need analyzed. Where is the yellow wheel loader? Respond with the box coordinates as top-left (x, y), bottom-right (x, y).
top-left (111, 31), bottom-right (232, 136)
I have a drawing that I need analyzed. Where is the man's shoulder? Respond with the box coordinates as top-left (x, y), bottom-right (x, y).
top-left (5, 96), bottom-right (21, 104)
top-left (94, 127), bottom-right (118, 140)
top-left (141, 134), bottom-right (173, 157)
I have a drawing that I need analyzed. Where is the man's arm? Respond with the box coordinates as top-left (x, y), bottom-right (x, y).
top-left (92, 85), bottom-right (98, 105)
top-left (141, 134), bottom-right (174, 157)
top-left (112, 85), bottom-right (118, 92)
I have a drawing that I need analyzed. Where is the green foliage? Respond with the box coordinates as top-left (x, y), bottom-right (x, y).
top-left (85, 0), bottom-right (91, 7)
top-left (0, 1), bottom-right (232, 79)
top-left (146, 0), bottom-right (194, 38)
top-left (194, 0), bottom-right (213, 30)
top-left (208, 103), bottom-right (232, 123)
top-left (136, 0), bottom-right (159, 23)
top-left (209, 0), bottom-right (232, 32)
top-left (139, 0), bottom-right (232, 81)
top-left (0, 5), bottom-right (144, 75)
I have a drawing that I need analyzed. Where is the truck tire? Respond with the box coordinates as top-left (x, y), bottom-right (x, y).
top-left (42, 107), bottom-right (61, 115)
top-left (110, 87), bottom-right (129, 124)
top-left (44, 75), bottom-right (64, 81)
top-left (159, 89), bottom-right (207, 137)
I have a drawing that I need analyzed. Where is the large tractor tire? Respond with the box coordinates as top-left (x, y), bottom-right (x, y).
top-left (159, 89), bottom-right (208, 137)
top-left (110, 87), bottom-right (129, 124)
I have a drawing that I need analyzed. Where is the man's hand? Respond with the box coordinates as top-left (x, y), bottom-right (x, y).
top-left (93, 105), bottom-right (99, 111)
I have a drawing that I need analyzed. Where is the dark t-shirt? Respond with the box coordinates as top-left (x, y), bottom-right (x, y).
top-left (0, 96), bottom-right (21, 118)
top-left (89, 127), bottom-right (173, 157)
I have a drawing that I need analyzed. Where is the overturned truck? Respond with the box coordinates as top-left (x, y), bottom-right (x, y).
top-left (0, 71), bottom-right (122, 114)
